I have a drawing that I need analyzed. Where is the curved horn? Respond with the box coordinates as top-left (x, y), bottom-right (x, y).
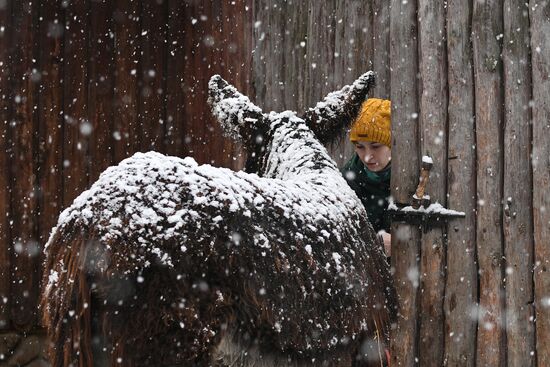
top-left (208, 75), bottom-right (264, 143)
top-left (302, 71), bottom-right (376, 145)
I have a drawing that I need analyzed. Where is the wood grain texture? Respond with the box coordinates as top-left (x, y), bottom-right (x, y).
top-left (9, 0), bottom-right (39, 331)
top-left (62, 0), bottom-right (89, 207)
top-left (181, 0), bottom-right (208, 164)
top-left (530, 1), bottom-right (550, 365)
top-left (502, 2), bottom-right (535, 366)
top-left (113, 0), bottom-right (140, 162)
top-left (333, 1), bottom-right (371, 165)
top-left (0, 0), bottom-right (12, 331)
top-left (206, 0), bottom-right (228, 167)
top-left (281, 0), bottom-right (308, 113)
top-left (389, 0), bottom-right (421, 365)
top-left (88, 0), bottom-right (114, 183)
top-left (139, 0), bottom-right (166, 153)
top-left (443, 0), bottom-right (478, 365)
top-left (37, 2), bottom-right (64, 296)
top-left (165, 0), bottom-right (187, 157)
top-left (371, 0), bottom-right (390, 99)
top-left (417, 1), bottom-right (448, 365)
top-left (472, 0), bottom-right (506, 365)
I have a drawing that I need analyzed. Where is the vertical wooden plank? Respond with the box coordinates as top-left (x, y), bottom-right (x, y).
top-left (165, 0), bottom-right (186, 157)
top-left (182, 0), bottom-right (208, 164)
top-left (334, 0), bottom-right (371, 89)
top-left (220, 0), bottom-right (252, 169)
top-left (417, 1), bottom-right (448, 366)
top-left (251, 0), bottom-right (268, 110)
top-left (113, 0), bottom-right (140, 162)
top-left (371, 0), bottom-right (390, 99)
top-left (88, 0), bottom-right (114, 183)
top-left (9, 0), bottom-right (39, 331)
top-left (472, 0), bottom-right (506, 365)
top-left (502, 2), bottom-right (535, 366)
top-left (206, 0), bottom-right (228, 167)
top-left (37, 1), bottom-right (64, 263)
top-left (304, 0), bottom-right (336, 108)
top-left (305, 1), bottom-right (342, 163)
top-left (389, 0), bottom-right (421, 365)
top-left (265, 0), bottom-right (285, 112)
top-left (281, 0), bottom-right (307, 113)
top-left (443, 0), bottom-right (477, 365)
top-left (63, 0), bottom-right (89, 206)
top-left (0, 0), bottom-right (12, 331)
top-left (139, 0), bottom-right (165, 152)
top-left (333, 1), bottom-right (371, 165)
top-left (530, 1), bottom-right (550, 365)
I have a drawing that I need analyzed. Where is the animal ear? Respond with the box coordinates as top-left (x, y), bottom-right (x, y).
top-left (208, 75), bottom-right (264, 143)
top-left (302, 71), bottom-right (376, 145)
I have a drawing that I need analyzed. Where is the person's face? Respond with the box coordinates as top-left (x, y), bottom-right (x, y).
top-left (354, 140), bottom-right (391, 172)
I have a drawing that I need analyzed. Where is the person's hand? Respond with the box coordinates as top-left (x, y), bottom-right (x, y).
top-left (378, 230), bottom-right (391, 257)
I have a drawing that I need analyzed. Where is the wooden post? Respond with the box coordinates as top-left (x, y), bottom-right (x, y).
top-left (139, 0), bottom-right (166, 153)
top-left (0, 0), bottom-right (11, 331)
top-left (371, 0), bottom-right (390, 99)
top-left (165, 0), bottom-right (187, 158)
top-left (444, 0), bottom-right (477, 365)
top-left (417, 1), bottom-right (448, 366)
top-left (334, 0), bottom-right (371, 90)
top-left (37, 1), bottom-right (64, 268)
top-left (113, 0), bottom-right (141, 162)
top-left (88, 0), bottom-right (115, 183)
top-left (472, 0), bottom-right (506, 365)
top-left (333, 1), bottom-right (371, 165)
top-left (530, 1), bottom-right (550, 365)
top-left (63, 0), bottom-right (89, 207)
top-left (281, 0), bottom-right (308, 113)
top-left (502, 2), bottom-right (535, 366)
top-left (9, 0), bottom-right (39, 331)
top-left (180, 0), bottom-right (210, 165)
top-left (389, 0), bottom-right (421, 365)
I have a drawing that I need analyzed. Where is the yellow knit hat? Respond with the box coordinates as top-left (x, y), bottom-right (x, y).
top-left (350, 98), bottom-right (391, 147)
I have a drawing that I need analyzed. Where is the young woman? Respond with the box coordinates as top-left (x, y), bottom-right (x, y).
top-left (341, 98), bottom-right (392, 256)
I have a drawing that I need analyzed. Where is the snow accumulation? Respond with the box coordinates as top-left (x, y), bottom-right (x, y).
top-left (46, 74), bottom-right (378, 274)
top-left (399, 202), bottom-right (465, 216)
top-left (44, 72), bottom-right (394, 352)
top-left (306, 71), bottom-right (375, 125)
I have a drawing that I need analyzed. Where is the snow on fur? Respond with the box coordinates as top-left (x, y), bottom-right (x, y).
top-left (41, 72), bottom-right (395, 367)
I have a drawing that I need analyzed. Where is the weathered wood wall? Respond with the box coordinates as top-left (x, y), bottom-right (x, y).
top-left (248, 1), bottom-right (548, 366)
top-left (0, 0), bottom-right (549, 366)
top-left (0, 0), bottom-right (250, 363)
top-left (251, 0), bottom-right (390, 166)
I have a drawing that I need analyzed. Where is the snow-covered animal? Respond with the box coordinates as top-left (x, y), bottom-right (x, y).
top-left (41, 72), bottom-right (396, 367)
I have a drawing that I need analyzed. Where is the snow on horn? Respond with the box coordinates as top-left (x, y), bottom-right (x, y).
top-left (40, 71), bottom-right (395, 367)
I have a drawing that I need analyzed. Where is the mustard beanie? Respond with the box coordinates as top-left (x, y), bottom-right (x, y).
top-left (350, 98), bottom-right (391, 147)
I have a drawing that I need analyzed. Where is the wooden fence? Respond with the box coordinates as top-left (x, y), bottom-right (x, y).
top-left (0, 0), bottom-right (549, 366)
top-left (0, 0), bottom-right (251, 363)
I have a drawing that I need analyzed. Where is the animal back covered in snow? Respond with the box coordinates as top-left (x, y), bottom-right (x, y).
top-left (41, 72), bottom-right (396, 367)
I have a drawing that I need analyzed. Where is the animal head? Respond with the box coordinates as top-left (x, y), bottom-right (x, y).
top-left (208, 72), bottom-right (376, 175)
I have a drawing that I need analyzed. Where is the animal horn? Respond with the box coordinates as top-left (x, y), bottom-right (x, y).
top-left (208, 74), bottom-right (264, 143)
top-left (303, 71), bottom-right (376, 145)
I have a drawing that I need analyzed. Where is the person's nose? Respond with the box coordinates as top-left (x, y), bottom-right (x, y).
top-left (364, 149), bottom-right (374, 163)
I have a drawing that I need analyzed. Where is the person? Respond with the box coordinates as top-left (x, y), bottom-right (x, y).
top-left (341, 98), bottom-right (392, 256)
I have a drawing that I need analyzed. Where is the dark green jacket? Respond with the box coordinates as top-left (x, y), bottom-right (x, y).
top-left (341, 154), bottom-right (391, 232)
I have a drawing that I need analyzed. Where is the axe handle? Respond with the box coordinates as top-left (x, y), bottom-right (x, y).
top-left (415, 168), bottom-right (431, 199)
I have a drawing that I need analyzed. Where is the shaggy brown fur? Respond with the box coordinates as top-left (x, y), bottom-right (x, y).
top-left (41, 72), bottom-right (396, 367)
